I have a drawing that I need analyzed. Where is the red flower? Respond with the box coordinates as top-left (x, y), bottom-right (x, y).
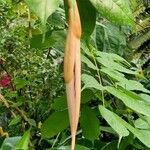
top-left (0, 74), bottom-right (12, 87)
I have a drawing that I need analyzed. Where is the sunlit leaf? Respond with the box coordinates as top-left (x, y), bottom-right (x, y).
top-left (97, 57), bottom-right (137, 75)
top-left (99, 105), bottom-right (129, 138)
top-left (134, 117), bottom-right (150, 130)
top-left (99, 106), bottom-right (150, 148)
top-left (82, 74), bottom-right (104, 91)
top-left (25, 0), bottom-right (60, 29)
top-left (16, 129), bottom-right (30, 150)
top-left (106, 86), bottom-right (150, 117)
top-left (89, 0), bottom-right (134, 26)
top-left (117, 80), bottom-right (150, 93)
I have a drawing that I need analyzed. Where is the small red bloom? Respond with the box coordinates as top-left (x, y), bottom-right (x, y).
top-left (0, 74), bottom-right (12, 87)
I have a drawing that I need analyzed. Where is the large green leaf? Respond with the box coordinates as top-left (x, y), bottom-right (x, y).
top-left (106, 86), bottom-right (150, 117)
top-left (120, 118), bottom-right (150, 148)
top-left (97, 57), bottom-right (137, 75)
top-left (96, 23), bottom-right (127, 54)
top-left (1, 137), bottom-right (21, 150)
top-left (99, 105), bottom-right (129, 138)
top-left (99, 106), bottom-right (150, 148)
top-left (80, 106), bottom-right (100, 141)
top-left (77, 0), bottom-right (96, 38)
top-left (25, 0), bottom-right (60, 27)
top-left (16, 129), bottom-right (30, 150)
top-left (100, 68), bottom-right (125, 82)
top-left (41, 110), bottom-right (69, 138)
top-left (95, 51), bottom-right (130, 66)
top-left (89, 0), bottom-right (134, 26)
top-left (117, 80), bottom-right (150, 94)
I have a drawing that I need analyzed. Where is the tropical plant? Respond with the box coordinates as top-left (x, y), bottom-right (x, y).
top-left (0, 0), bottom-right (150, 150)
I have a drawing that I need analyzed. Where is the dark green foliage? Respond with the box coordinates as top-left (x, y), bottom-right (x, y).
top-left (0, 0), bottom-right (150, 150)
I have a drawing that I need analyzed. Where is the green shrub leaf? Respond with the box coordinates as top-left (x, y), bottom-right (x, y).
top-left (82, 74), bottom-right (104, 91)
top-left (16, 129), bottom-right (30, 150)
top-left (41, 110), bottom-right (69, 138)
top-left (99, 106), bottom-right (150, 148)
top-left (106, 87), bottom-right (150, 117)
top-left (77, 0), bottom-right (96, 38)
top-left (25, 0), bottom-right (60, 29)
top-left (80, 106), bottom-right (100, 141)
top-left (99, 105), bottom-right (129, 138)
top-left (89, 0), bottom-right (134, 26)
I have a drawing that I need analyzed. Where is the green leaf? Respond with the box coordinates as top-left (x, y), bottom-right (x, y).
top-left (81, 55), bottom-right (97, 70)
top-left (119, 134), bottom-right (134, 150)
top-left (100, 68), bottom-right (125, 82)
top-left (14, 78), bottom-right (30, 90)
top-left (77, 0), bottom-right (96, 38)
top-left (16, 129), bottom-right (30, 150)
top-left (89, 0), bottom-right (134, 26)
top-left (81, 89), bottom-right (94, 103)
top-left (97, 57), bottom-right (137, 75)
top-left (100, 126), bottom-right (116, 135)
top-left (134, 117), bottom-right (150, 130)
top-left (31, 30), bottom-right (66, 49)
top-left (80, 106), bottom-right (100, 141)
top-left (106, 86), bottom-right (150, 117)
top-left (25, 0), bottom-right (60, 28)
top-left (4, 91), bottom-right (17, 98)
top-left (1, 137), bottom-right (21, 150)
top-left (52, 96), bottom-right (67, 111)
top-left (99, 106), bottom-right (150, 148)
top-left (41, 110), bottom-right (69, 138)
top-left (95, 51), bottom-right (130, 66)
top-left (99, 105), bottom-right (129, 138)
top-left (82, 74), bottom-right (103, 91)
top-left (139, 94), bottom-right (150, 104)
top-left (117, 80), bottom-right (150, 93)
top-left (119, 118), bottom-right (150, 148)
top-left (9, 116), bottom-right (21, 126)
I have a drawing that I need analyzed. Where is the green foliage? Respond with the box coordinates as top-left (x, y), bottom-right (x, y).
top-left (80, 106), bottom-right (99, 141)
top-left (25, 0), bottom-right (60, 30)
top-left (16, 129), bottom-right (30, 150)
top-left (0, 137), bottom-right (21, 150)
top-left (41, 110), bottom-right (69, 138)
top-left (99, 105), bottom-right (129, 140)
top-left (0, 0), bottom-right (150, 149)
top-left (77, 0), bottom-right (96, 38)
top-left (89, 0), bottom-right (134, 26)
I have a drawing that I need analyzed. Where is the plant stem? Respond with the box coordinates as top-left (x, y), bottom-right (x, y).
top-left (52, 132), bottom-right (60, 148)
top-left (86, 42), bottom-right (105, 106)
